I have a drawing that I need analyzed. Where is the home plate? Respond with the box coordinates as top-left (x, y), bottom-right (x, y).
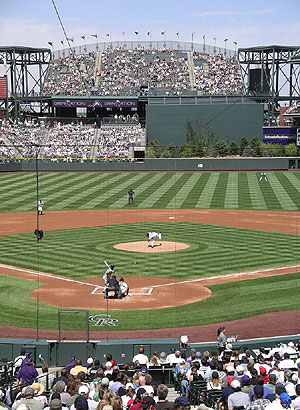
top-left (169, 217), bottom-right (175, 219)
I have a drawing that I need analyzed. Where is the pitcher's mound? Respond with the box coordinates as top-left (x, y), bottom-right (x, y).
top-left (114, 241), bottom-right (190, 253)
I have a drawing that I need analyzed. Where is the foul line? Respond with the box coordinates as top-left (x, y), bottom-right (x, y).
top-left (0, 264), bottom-right (104, 289)
top-left (142, 264), bottom-right (300, 290)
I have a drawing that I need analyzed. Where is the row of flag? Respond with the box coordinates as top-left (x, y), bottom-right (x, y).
top-left (47, 34), bottom-right (237, 47)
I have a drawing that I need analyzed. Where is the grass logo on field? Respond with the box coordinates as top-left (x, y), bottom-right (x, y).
top-left (89, 314), bottom-right (118, 327)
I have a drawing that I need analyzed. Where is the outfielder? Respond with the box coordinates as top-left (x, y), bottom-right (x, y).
top-left (147, 232), bottom-right (162, 248)
top-left (37, 200), bottom-right (44, 215)
top-left (259, 172), bottom-right (267, 181)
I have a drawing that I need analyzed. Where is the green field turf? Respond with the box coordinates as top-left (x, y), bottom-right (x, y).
top-left (1, 171), bottom-right (300, 213)
top-left (1, 222), bottom-right (300, 280)
top-left (0, 271), bottom-right (299, 330)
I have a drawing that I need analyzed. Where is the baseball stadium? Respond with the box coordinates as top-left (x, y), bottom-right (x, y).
top-left (0, 1), bottom-right (300, 404)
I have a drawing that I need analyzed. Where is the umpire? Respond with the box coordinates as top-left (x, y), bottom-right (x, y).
top-left (104, 275), bottom-right (121, 299)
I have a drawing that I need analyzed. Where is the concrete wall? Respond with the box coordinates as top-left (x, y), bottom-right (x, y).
top-left (0, 157), bottom-right (294, 173)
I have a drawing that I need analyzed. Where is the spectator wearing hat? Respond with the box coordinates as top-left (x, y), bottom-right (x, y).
top-left (66, 356), bottom-right (77, 372)
top-left (173, 396), bottom-right (190, 410)
top-left (70, 385), bottom-right (97, 410)
top-left (283, 371), bottom-right (296, 399)
top-left (70, 361), bottom-right (88, 377)
top-left (129, 388), bottom-right (146, 410)
top-left (139, 396), bottom-right (156, 410)
top-left (133, 347), bottom-right (149, 366)
top-left (155, 385), bottom-right (173, 410)
top-left (265, 374), bottom-right (277, 394)
top-left (218, 377), bottom-right (235, 410)
top-left (280, 393), bottom-right (292, 409)
top-left (246, 385), bottom-right (271, 410)
top-left (280, 343), bottom-right (297, 358)
top-left (250, 376), bottom-right (273, 401)
top-left (228, 380), bottom-right (250, 410)
top-left (16, 359), bottom-right (39, 386)
top-left (31, 383), bottom-right (47, 407)
top-left (14, 387), bottom-right (44, 410)
top-left (74, 396), bottom-right (89, 410)
top-left (13, 348), bottom-right (27, 375)
top-left (241, 375), bottom-right (252, 395)
top-left (49, 397), bottom-right (63, 410)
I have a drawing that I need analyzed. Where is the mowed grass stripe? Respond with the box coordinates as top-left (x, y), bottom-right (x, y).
top-left (257, 173), bottom-right (283, 210)
top-left (151, 172), bottom-right (191, 208)
top-left (12, 172), bottom-right (90, 211)
top-left (83, 172), bottom-right (142, 209)
top-left (166, 173), bottom-right (202, 208)
top-left (112, 173), bottom-right (161, 208)
top-left (247, 172), bottom-right (267, 210)
top-left (42, 173), bottom-right (107, 210)
top-left (49, 172), bottom-right (123, 209)
top-left (224, 172), bottom-right (239, 209)
top-left (238, 172), bottom-right (252, 209)
top-left (108, 172), bottom-right (156, 208)
top-left (210, 172), bottom-right (229, 208)
top-left (195, 173), bottom-right (220, 208)
top-left (180, 173), bottom-right (210, 208)
top-left (271, 172), bottom-right (298, 210)
top-left (275, 172), bottom-right (300, 210)
top-left (137, 173), bottom-right (175, 208)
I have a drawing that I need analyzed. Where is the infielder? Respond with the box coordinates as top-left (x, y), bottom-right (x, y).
top-left (37, 200), bottom-right (44, 215)
top-left (147, 232), bottom-right (162, 248)
top-left (259, 172), bottom-right (267, 181)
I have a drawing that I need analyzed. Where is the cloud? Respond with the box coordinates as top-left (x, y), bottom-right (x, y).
top-left (191, 9), bottom-right (274, 17)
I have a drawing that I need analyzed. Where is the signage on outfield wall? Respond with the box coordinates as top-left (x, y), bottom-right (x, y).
top-left (52, 99), bottom-right (138, 108)
top-left (89, 314), bottom-right (119, 326)
top-left (297, 128), bottom-right (300, 146)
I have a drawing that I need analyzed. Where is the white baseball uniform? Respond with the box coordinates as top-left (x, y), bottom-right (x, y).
top-left (37, 200), bottom-right (44, 214)
top-left (103, 267), bottom-right (114, 284)
top-left (147, 232), bottom-right (162, 248)
top-left (119, 280), bottom-right (129, 296)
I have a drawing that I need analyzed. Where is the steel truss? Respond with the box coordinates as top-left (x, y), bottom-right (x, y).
top-left (238, 45), bottom-right (300, 121)
top-left (0, 46), bottom-right (51, 117)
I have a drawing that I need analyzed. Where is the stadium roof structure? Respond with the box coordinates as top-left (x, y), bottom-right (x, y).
top-left (238, 44), bottom-right (300, 122)
top-left (0, 46), bottom-right (51, 53)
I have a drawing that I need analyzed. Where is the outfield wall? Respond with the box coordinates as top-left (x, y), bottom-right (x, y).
top-left (0, 157), bottom-right (296, 172)
top-left (146, 101), bottom-right (264, 145)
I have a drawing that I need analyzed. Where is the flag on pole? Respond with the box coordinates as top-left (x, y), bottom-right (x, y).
top-left (91, 34), bottom-right (98, 38)
top-left (67, 37), bottom-right (74, 42)
top-left (81, 35), bottom-right (85, 40)
top-left (106, 33), bottom-right (110, 37)
top-left (176, 32), bottom-right (179, 36)
top-left (203, 34), bottom-right (205, 40)
top-left (161, 31), bottom-right (165, 35)
top-left (224, 38), bottom-right (228, 42)
top-left (61, 40), bottom-right (64, 45)
top-left (147, 31), bottom-right (151, 36)
top-left (48, 41), bottom-right (53, 46)
top-left (135, 31), bottom-right (139, 35)
top-left (233, 41), bottom-right (237, 45)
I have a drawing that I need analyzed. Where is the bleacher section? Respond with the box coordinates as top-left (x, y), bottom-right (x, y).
top-left (43, 48), bottom-right (243, 97)
top-left (0, 119), bottom-right (145, 160)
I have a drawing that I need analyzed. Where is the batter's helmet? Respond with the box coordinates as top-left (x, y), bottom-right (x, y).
top-left (119, 277), bottom-right (124, 282)
top-left (110, 264), bottom-right (115, 269)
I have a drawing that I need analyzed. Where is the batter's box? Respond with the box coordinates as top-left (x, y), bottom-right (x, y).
top-left (130, 287), bottom-right (153, 296)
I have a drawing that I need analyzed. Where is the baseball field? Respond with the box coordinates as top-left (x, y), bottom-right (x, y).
top-left (0, 170), bottom-right (300, 340)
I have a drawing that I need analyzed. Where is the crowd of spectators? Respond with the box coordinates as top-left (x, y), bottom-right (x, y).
top-left (192, 53), bottom-right (244, 95)
top-left (96, 122), bottom-right (145, 159)
top-left (42, 48), bottom-right (244, 97)
top-left (0, 120), bottom-right (47, 158)
top-left (43, 122), bottom-right (96, 161)
top-left (3, 340), bottom-right (300, 410)
top-left (96, 47), bottom-right (191, 96)
top-left (43, 52), bottom-right (96, 96)
top-left (0, 119), bottom-right (144, 161)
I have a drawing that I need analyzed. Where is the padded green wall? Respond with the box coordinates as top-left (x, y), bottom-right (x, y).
top-left (146, 102), bottom-right (264, 145)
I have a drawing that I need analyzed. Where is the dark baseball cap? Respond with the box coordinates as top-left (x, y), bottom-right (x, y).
top-left (254, 385), bottom-right (264, 398)
top-left (136, 388), bottom-right (146, 400)
top-left (75, 396), bottom-right (88, 410)
top-left (140, 396), bottom-right (156, 409)
top-left (174, 396), bottom-right (190, 407)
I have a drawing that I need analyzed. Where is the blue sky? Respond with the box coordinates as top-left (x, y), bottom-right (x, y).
top-left (0, 0), bottom-right (299, 50)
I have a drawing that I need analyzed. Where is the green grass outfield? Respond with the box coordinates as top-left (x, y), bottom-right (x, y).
top-left (1, 170), bottom-right (300, 331)
top-left (1, 170), bottom-right (300, 213)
